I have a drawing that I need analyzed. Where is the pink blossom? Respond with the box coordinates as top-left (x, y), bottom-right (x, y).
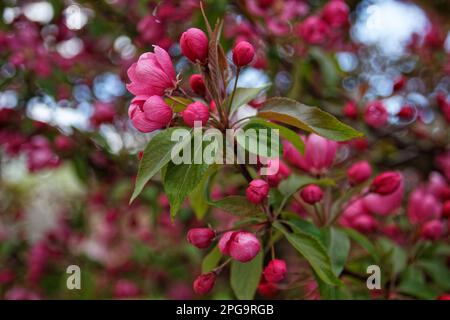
top-left (128, 95), bottom-right (173, 133)
top-left (407, 187), bottom-right (442, 224)
top-left (126, 46), bottom-right (176, 97)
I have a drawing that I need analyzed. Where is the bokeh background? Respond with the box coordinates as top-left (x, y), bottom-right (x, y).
top-left (0, 0), bottom-right (449, 299)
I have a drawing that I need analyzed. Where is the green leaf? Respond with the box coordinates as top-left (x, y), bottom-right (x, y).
top-left (258, 97), bottom-right (362, 141)
top-left (208, 196), bottom-right (262, 216)
top-left (398, 266), bottom-right (439, 299)
top-left (228, 85), bottom-right (270, 116)
top-left (244, 118), bottom-right (304, 154)
top-left (342, 228), bottom-right (379, 263)
top-left (236, 124), bottom-right (281, 158)
top-left (164, 161), bottom-right (209, 218)
top-left (165, 96), bottom-right (192, 112)
top-left (189, 165), bottom-right (218, 220)
top-left (323, 227), bottom-right (350, 276)
top-left (130, 128), bottom-right (192, 203)
top-left (274, 222), bottom-right (342, 286)
top-left (282, 216), bottom-right (323, 240)
top-left (379, 238), bottom-right (407, 276)
top-left (230, 251), bottom-right (263, 300)
top-left (418, 260), bottom-right (450, 291)
top-left (202, 246), bottom-right (222, 273)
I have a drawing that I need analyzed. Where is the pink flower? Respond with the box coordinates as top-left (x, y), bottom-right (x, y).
top-left (297, 16), bottom-right (329, 45)
top-left (128, 95), bottom-right (173, 133)
top-left (407, 188), bottom-right (442, 224)
top-left (343, 101), bottom-right (358, 119)
top-left (182, 101), bottom-right (210, 127)
top-left (300, 184), bottom-right (323, 205)
top-left (54, 135), bottom-right (73, 151)
top-left (246, 179), bottom-right (269, 204)
top-left (420, 219), bottom-right (444, 241)
top-left (126, 46), bottom-right (176, 97)
top-left (218, 231), bottom-right (261, 262)
top-left (352, 214), bottom-right (378, 233)
top-left (180, 28), bottom-right (209, 63)
top-left (364, 101), bottom-right (388, 128)
top-left (364, 175), bottom-right (404, 216)
top-left (258, 281), bottom-right (278, 298)
top-left (4, 287), bottom-right (40, 300)
top-left (193, 273), bottom-right (216, 295)
top-left (263, 259), bottom-right (287, 283)
top-left (264, 159), bottom-right (291, 187)
top-left (113, 280), bottom-right (140, 298)
top-left (187, 228), bottom-right (215, 249)
top-left (397, 105), bottom-right (415, 120)
top-left (347, 161), bottom-right (372, 185)
top-left (321, 0), bottom-right (349, 28)
top-left (442, 200), bottom-right (450, 219)
top-left (189, 74), bottom-right (206, 96)
top-left (284, 134), bottom-right (337, 175)
top-left (90, 102), bottom-right (116, 127)
top-left (370, 171), bottom-right (402, 195)
top-left (232, 41), bottom-right (255, 67)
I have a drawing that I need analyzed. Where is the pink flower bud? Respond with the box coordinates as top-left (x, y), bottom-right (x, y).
top-left (300, 184), bottom-right (323, 205)
top-left (407, 188), bottom-right (441, 224)
top-left (129, 96), bottom-right (173, 133)
top-left (246, 179), bottom-right (269, 204)
top-left (352, 214), bottom-right (378, 233)
top-left (189, 74), bottom-right (206, 96)
top-left (113, 280), bottom-right (140, 298)
top-left (180, 28), bottom-right (209, 63)
top-left (232, 41), bottom-right (255, 67)
top-left (54, 135), bottom-right (73, 151)
top-left (437, 294), bottom-right (450, 300)
top-left (321, 0), bottom-right (349, 28)
top-left (193, 272), bottom-right (216, 295)
top-left (364, 100), bottom-right (388, 128)
top-left (296, 16), bottom-right (329, 45)
top-left (182, 101), bottom-right (210, 127)
top-left (397, 105), bottom-right (415, 120)
top-left (393, 75), bottom-right (406, 92)
top-left (442, 200), bottom-right (450, 219)
top-left (258, 281), bottom-right (278, 298)
top-left (187, 228), bottom-right (215, 249)
top-left (420, 219), bottom-right (444, 241)
top-left (370, 171), bottom-right (402, 195)
top-left (263, 259), bottom-right (287, 283)
top-left (343, 101), bottom-right (358, 119)
top-left (347, 160), bottom-right (372, 185)
top-left (218, 231), bottom-right (261, 262)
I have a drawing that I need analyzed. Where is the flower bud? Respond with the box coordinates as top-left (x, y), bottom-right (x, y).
top-left (182, 101), bottom-right (210, 127)
top-left (322, 0), bottom-right (349, 28)
top-left (420, 219), bottom-right (444, 241)
top-left (218, 231), bottom-right (261, 263)
top-left (246, 179), bottom-right (269, 204)
top-left (437, 294), bottom-right (450, 300)
top-left (129, 96), bottom-right (173, 133)
top-left (364, 100), bottom-right (388, 128)
top-left (189, 74), bottom-right (206, 96)
top-left (393, 76), bottom-right (406, 92)
top-left (258, 281), bottom-right (278, 298)
top-left (442, 200), bottom-right (450, 218)
top-left (347, 160), bottom-right (372, 186)
top-left (343, 101), bottom-right (358, 119)
top-left (370, 172), bottom-right (402, 195)
top-left (352, 214), bottom-right (378, 233)
top-left (193, 273), bottom-right (216, 295)
top-left (180, 28), bottom-right (209, 63)
top-left (397, 105), bottom-right (415, 120)
top-left (300, 184), bottom-right (323, 205)
top-left (232, 41), bottom-right (255, 67)
top-left (263, 259), bottom-right (287, 283)
top-left (187, 228), bottom-right (215, 249)
top-left (113, 280), bottom-right (140, 298)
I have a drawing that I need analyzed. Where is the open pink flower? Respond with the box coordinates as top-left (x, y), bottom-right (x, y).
top-left (284, 134), bottom-right (337, 175)
top-left (126, 46), bottom-right (176, 97)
